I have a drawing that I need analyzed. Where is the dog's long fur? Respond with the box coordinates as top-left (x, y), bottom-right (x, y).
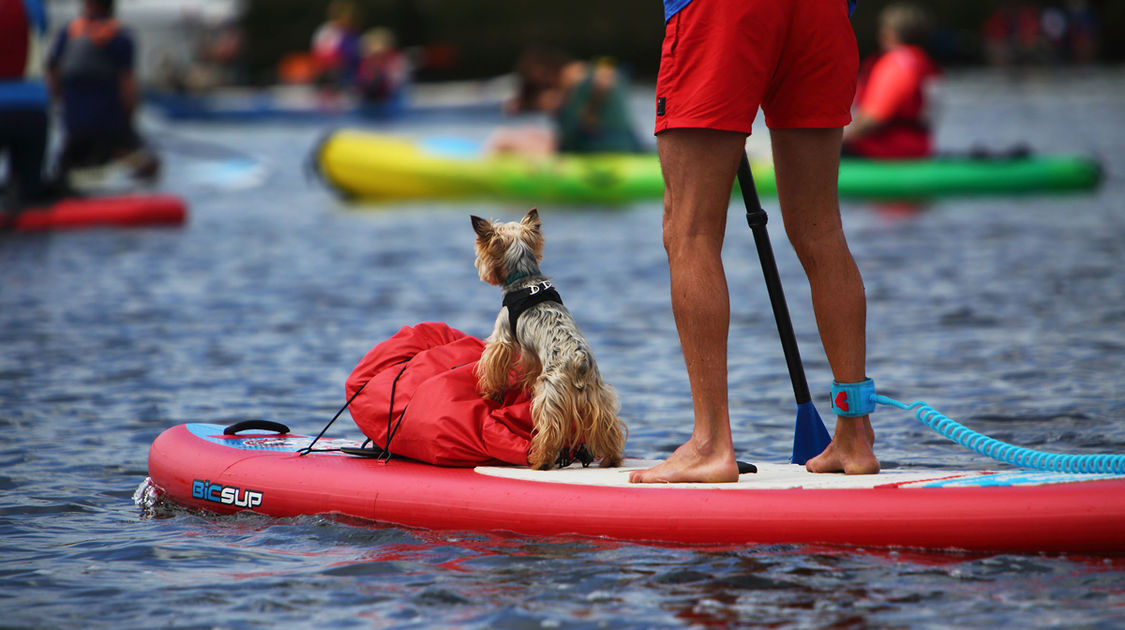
top-left (472, 209), bottom-right (625, 469)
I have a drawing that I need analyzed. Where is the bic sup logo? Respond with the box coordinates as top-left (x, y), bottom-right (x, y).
top-left (192, 479), bottom-right (263, 509)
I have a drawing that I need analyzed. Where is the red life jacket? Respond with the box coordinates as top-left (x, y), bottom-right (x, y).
top-left (847, 45), bottom-right (941, 159)
top-left (346, 322), bottom-right (534, 467)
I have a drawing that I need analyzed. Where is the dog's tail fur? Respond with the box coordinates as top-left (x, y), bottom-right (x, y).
top-left (569, 350), bottom-right (625, 465)
top-left (527, 356), bottom-right (625, 469)
top-left (580, 377), bottom-right (625, 468)
top-left (569, 349), bottom-right (594, 390)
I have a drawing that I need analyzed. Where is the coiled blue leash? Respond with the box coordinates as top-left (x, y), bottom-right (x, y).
top-left (735, 149), bottom-right (1123, 475)
top-left (872, 394), bottom-right (1125, 474)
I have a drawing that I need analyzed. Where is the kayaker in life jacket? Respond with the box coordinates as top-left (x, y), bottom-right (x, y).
top-left (310, 0), bottom-right (362, 89)
top-left (355, 27), bottom-right (409, 106)
top-left (0, 0), bottom-right (54, 213)
top-left (842, 3), bottom-right (941, 160)
top-left (46, 0), bottom-right (159, 180)
top-left (487, 48), bottom-right (644, 157)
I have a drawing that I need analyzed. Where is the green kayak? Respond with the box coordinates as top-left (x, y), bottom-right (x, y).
top-left (316, 130), bottom-right (1102, 203)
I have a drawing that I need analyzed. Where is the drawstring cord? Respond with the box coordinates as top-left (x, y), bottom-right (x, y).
top-left (298, 358), bottom-right (411, 458)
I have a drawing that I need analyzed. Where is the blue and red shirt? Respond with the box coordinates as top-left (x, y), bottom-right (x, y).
top-left (664, 0), bottom-right (856, 21)
top-left (0, 0), bottom-right (49, 110)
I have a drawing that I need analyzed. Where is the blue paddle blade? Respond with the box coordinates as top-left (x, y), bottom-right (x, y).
top-left (791, 401), bottom-right (831, 465)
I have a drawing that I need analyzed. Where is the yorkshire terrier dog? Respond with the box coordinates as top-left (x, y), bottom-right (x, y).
top-left (472, 208), bottom-right (625, 470)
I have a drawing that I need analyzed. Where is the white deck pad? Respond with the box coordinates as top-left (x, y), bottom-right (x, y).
top-left (475, 460), bottom-right (1125, 490)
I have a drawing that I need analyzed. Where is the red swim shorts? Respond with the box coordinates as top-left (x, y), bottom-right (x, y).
top-left (654, 0), bottom-right (859, 135)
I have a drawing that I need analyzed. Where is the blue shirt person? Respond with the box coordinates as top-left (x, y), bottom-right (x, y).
top-left (46, 0), bottom-right (158, 179)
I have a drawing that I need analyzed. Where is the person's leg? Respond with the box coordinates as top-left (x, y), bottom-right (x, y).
top-left (58, 133), bottom-right (90, 175)
top-left (629, 128), bottom-right (745, 483)
top-left (117, 126), bottom-right (161, 180)
top-left (5, 109), bottom-right (50, 206)
top-left (769, 127), bottom-right (878, 474)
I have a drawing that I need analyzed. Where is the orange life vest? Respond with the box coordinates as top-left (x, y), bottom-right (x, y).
top-left (67, 16), bottom-right (120, 46)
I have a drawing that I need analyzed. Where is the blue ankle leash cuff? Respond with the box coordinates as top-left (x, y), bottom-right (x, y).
top-left (831, 378), bottom-right (876, 417)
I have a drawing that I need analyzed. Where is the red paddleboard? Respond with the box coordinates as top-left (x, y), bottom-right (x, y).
top-left (146, 423), bottom-right (1125, 554)
top-left (4, 195), bottom-right (186, 232)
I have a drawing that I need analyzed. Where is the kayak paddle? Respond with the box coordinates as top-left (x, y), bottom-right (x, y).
top-left (735, 152), bottom-right (831, 464)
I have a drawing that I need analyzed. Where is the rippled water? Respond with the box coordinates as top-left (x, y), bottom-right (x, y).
top-left (3, 69), bottom-right (1124, 628)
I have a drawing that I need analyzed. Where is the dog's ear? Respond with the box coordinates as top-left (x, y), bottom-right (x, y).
top-left (471, 215), bottom-right (493, 240)
top-left (522, 208), bottom-right (541, 231)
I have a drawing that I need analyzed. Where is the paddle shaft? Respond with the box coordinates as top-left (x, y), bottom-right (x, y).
top-left (736, 153), bottom-right (813, 406)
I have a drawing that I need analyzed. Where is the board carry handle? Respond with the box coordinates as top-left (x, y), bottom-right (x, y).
top-left (223, 420), bottom-right (291, 435)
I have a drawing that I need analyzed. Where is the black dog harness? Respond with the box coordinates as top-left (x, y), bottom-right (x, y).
top-left (502, 280), bottom-right (563, 339)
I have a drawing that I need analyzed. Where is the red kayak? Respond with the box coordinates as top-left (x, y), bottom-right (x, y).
top-left (3, 194), bottom-right (187, 232)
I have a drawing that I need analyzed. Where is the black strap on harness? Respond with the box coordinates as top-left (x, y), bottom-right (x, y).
top-left (502, 281), bottom-right (563, 339)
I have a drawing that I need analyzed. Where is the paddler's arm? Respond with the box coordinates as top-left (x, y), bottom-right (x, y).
top-left (842, 109), bottom-right (883, 143)
top-left (44, 28), bottom-right (66, 102)
top-left (119, 69), bottom-right (137, 117)
top-left (45, 65), bottom-right (59, 101)
top-left (117, 31), bottom-right (138, 119)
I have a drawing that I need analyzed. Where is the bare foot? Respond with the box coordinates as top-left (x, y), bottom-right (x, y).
top-left (629, 440), bottom-right (740, 483)
top-left (805, 416), bottom-right (880, 475)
